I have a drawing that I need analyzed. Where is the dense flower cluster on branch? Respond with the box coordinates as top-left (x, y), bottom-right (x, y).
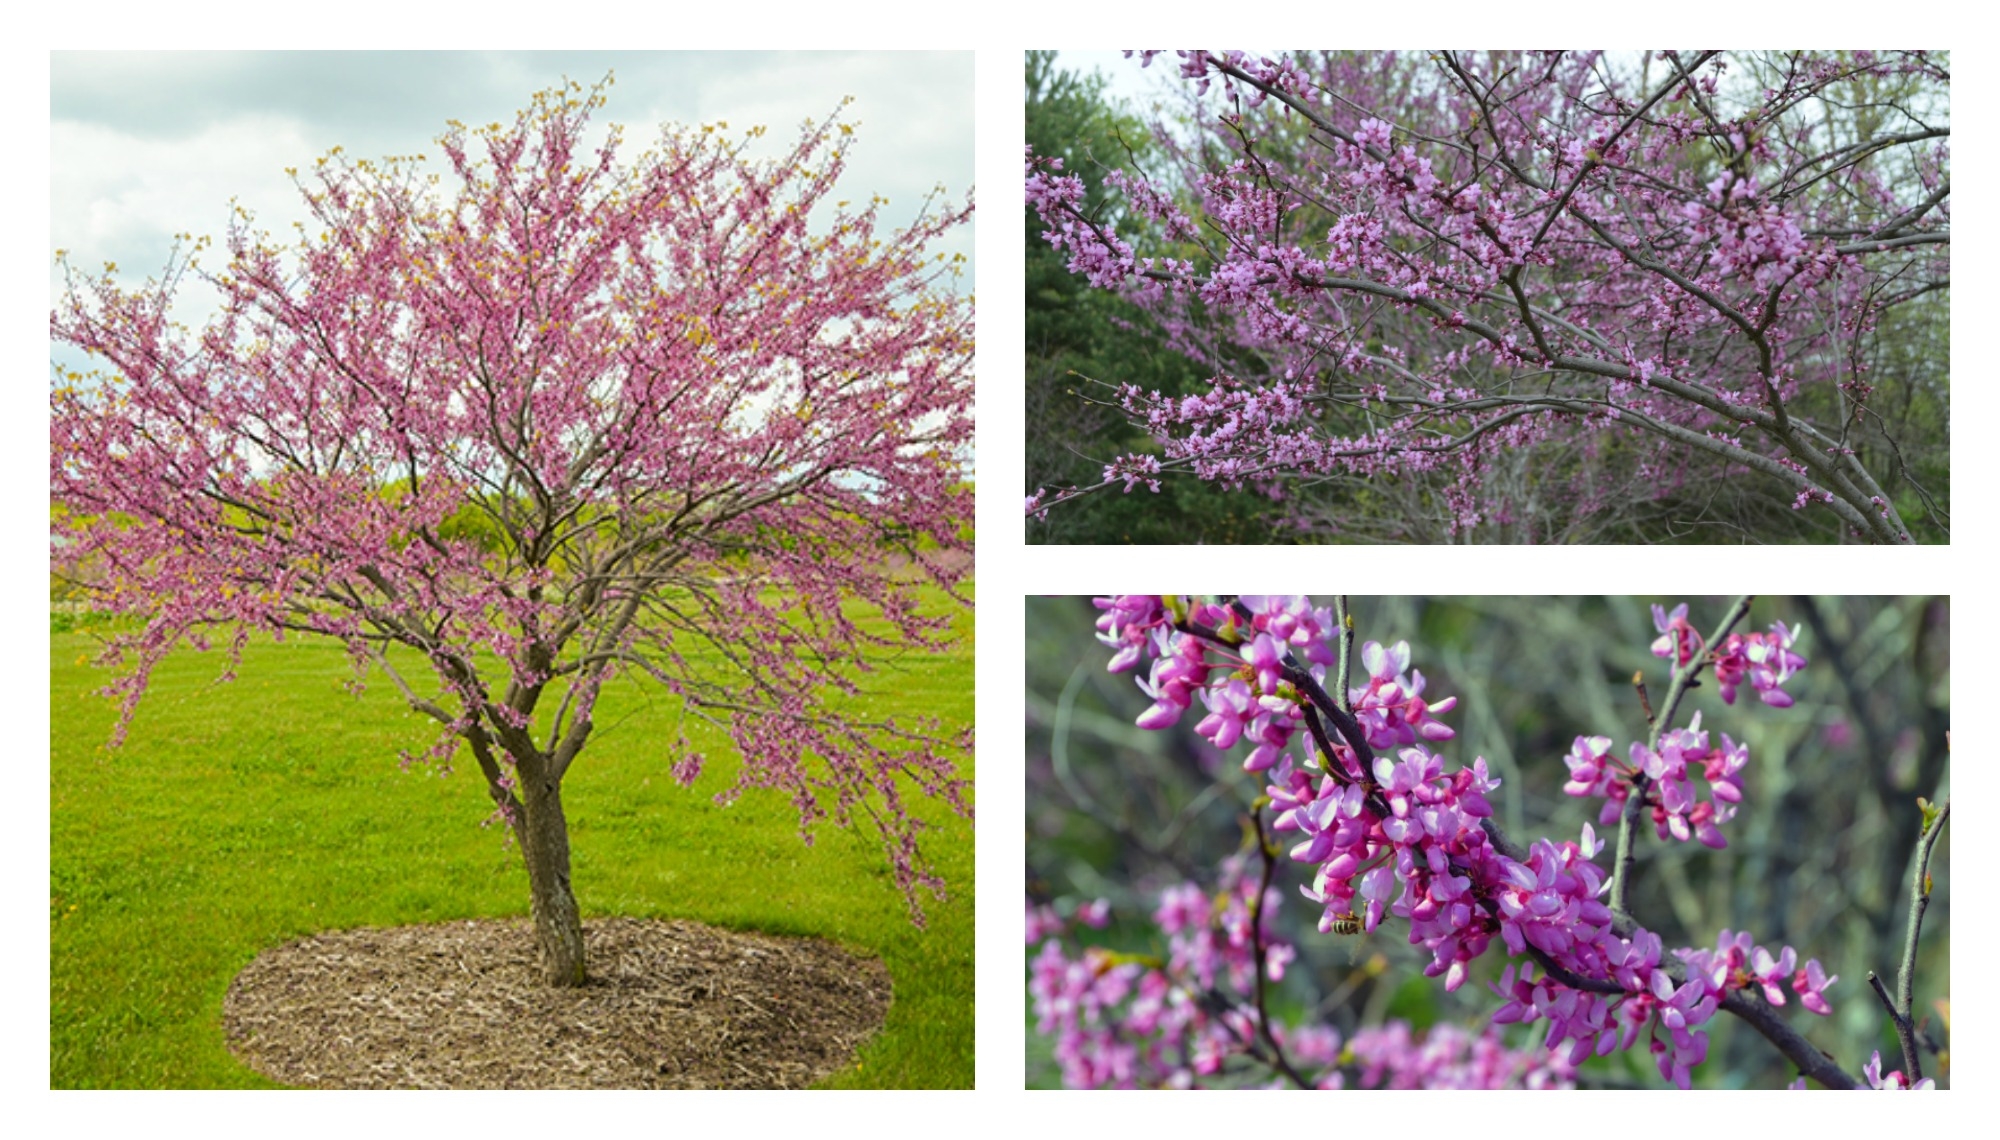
top-left (1031, 595), bottom-right (1939, 1090)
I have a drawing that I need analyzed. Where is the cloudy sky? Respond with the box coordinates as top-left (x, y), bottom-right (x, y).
top-left (1054, 50), bottom-right (1184, 112)
top-left (50, 51), bottom-right (973, 326)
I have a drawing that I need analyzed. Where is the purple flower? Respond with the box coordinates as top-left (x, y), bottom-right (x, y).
top-left (1562, 735), bottom-right (1617, 797)
top-left (1713, 621), bottom-right (1807, 706)
top-left (1651, 602), bottom-right (1698, 665)
top-left (1751, 944), bottom-right (1796, 1004)
top-left (1243, 631), bottom-right (1285, 693)
top-left (1194, 677), bottom-right (1254, 749)
top-left (1026, 899), bottom-right (1065, 944)
top-left (1863, 1050), bottom-right (1936, 1090)
top-left (1793, 958), bottom-right (1837, 1015)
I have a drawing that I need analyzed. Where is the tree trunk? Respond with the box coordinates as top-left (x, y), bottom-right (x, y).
top-left (520, 773), bottom-right (586, 986)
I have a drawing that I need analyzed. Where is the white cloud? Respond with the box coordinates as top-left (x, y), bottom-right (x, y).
top-left (49, 50), bottom-right (973, 380)
top-left (53, 114), bottom-right (319, 267)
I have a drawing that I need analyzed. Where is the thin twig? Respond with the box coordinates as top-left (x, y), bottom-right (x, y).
top-left (1632, 670), bottom-right (1655, 730)
top-left (1299, 706), bottom-right (1356, 787)
top-left (1333, 596), bottom-right (1354, 716)
top-left (1871, 799), bottom-right (1950, 1082)
top-left (1246, 809), bottom-right (1312, 1089)
top-left (1611, 596), bottom-right (1755, 920)
top-left (1901, 798), bottom-right (1950, 1039)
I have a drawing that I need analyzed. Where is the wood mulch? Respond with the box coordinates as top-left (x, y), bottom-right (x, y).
top-left (221, 916), bottom-right (890, 1089)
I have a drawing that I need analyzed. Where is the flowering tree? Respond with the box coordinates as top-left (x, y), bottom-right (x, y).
top-left (51, 79), bottom-right (975, 986)
top-left (1024, 52), bottom-right (1288, 545)
top-left (1026, 52), bottom-right (1949, 543)
top-left (1027, 597), bottom-right (1948, 1088)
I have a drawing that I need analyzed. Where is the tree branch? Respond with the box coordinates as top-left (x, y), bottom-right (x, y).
top-left (1870, 798), bottom-right (1949, 1082)
top-left (1610, 596), bottom-right (1755, 921)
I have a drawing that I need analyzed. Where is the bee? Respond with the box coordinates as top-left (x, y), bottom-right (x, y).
top-left (1326, 910), bottom-right (1362, 936)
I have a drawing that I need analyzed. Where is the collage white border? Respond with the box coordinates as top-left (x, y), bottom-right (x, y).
top-left (12, 4), bottom-right (1984, 1127)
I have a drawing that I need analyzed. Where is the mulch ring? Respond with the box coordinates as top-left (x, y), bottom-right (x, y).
top-left (222, 916), bottom-right (890, 1089)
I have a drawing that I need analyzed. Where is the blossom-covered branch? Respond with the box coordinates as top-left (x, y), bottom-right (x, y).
top-left (1027, 52), bottom-right (1948, 542)
top-left (1048, 595), bottom-right (1945, 1089)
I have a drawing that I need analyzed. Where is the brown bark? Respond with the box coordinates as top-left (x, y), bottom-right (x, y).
top-left (519, 767), bottom-right (586, 986)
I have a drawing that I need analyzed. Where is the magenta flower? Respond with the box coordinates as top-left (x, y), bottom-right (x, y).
top-left (1194, 677), bottom-right (1255, 749)
top-left (1652, 603), bottom-right (1700, 665)
top-left (1863, 1050), bottom-right (1936, 1090)
top-left (1746, 622), bottom-right (1807, 706)
top-left (1562, 735), bottom-right (1618, 798)
top-left (1026, 899), bottom-right (1065, 944)
top-left (1094, 594), bottom-right (1168, 673)
top-left (1360, 638), bottom-right (1411, 682)
top-left (1713, 621), bottom-right (1807, 706)
top-left (1751, 944), bottom-right (1797, 1005)
top-left (1243, 631), bottom-right (1285, 694)
top-left (1349, 640), bottom-right (1458, 746)
top-left (1793, 958), bottom-right (1838, 1016)
top-left (1153, 882), bottom-right (1207, 935)
top-left (1134, 644), bottom-right (1209, 730)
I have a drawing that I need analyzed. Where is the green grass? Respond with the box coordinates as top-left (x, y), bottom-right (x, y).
top-left (50, 589), bottom-right (974, 1088)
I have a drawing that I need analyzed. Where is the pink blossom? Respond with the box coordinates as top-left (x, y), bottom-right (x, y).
top-left (1863, 1051), bottom-right (1936, 1090)
top-left (1084, 593), bottom-right (1844, 1088)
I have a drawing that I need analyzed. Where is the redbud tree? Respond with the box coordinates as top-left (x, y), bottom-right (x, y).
top-left (1025, 51), bottom-right (1948, 543)
top-left (51, 79), bottom-right (975, 986)
top-left (1026, 597), bottom-right (1948, 1088)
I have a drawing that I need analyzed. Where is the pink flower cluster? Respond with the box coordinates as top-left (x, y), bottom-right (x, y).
top-left (1104, 453), bottom-right (1163, 494)
top-left (1682, 170), bottom-right (1826, 292)
top-left (1651, 603), bottom-right (1703, 665)
top-left (1344, 1020), bottom-right (1577, 1090)
top-left (1028, 860), bottom-right (1295, 1088)
top-left (1095, 594), bottom-right (1337, 749)
top-left (1268, 742), bottom-right (1501, 989)
top-left (1028, 875), bottom-right (1573, 1089)
top-left (1562, 715), bottom-right (1749, 849)
top-left (1088, 595), bottom-right (1836, 1088)
top-left (1095, 594), bottom-right (1461, 775)
top-left (1029, 940), bottom-right (1153, 1088)
top-left (1713, 622), bottom-right (1807, 707)
top-left (1155, 864), bottom-right (1295, 993)
top-left (1025, 150), bottom-right (1137, 290)
top-left (1680, 930), bottom-right (1838, 1017)
top-left (1652, 603), bottom-right (1805, 707)
top-left (1491, 925), bottom-right (1835, 1089)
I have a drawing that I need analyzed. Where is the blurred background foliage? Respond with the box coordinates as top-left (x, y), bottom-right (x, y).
top-left (1026, 596), bottom-right (1949, 1088)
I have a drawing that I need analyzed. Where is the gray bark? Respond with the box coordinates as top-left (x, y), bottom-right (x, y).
top-left (520, 769), bottom-right (586, 986)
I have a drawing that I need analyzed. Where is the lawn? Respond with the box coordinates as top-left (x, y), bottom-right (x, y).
top-left (49, 587), bottom-right (974, 1088)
